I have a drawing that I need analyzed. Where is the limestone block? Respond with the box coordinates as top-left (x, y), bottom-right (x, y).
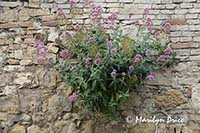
top-left (155, 89), bottom-right (188, 108)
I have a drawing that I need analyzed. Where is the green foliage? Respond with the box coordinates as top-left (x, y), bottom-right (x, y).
top-left (58, 24), bottom-right (174, 117)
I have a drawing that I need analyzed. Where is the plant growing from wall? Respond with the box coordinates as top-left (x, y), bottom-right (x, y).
top-left (34, 1), bottom-right (175, 117)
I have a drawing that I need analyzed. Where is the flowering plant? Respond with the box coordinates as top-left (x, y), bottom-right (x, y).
top-left (34, 4), bottom-right (175, 117)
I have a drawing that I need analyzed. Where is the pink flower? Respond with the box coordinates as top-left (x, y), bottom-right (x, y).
top-left (146, 50), bottom-right (152, 56)
top-left (111, 48), bottom-right (117, 55)
top-left (108, 12), bottom-right (117, 22)
top-left (157, 54), bottom-right (170, 62)
top-left (162, 22), bottom-right (171, 30)
top-left (57, 8), bottom-right (64, 15)
top-left (133, 54), bottom-right (142, 63)
top-left (106, 40), bottom-right (112, 48)
top-left (60, 49), bottom-right (70, 60)
top-left (146, 17), bottom-right (153, 26)
top-left (94, 58), bottom-right (101, 65)
top-left (121, 72), bottom-right (126, 77)
top-left (155, 31), bottom-right (161, 37)
top-left (83, 57), bottom-right (92, 64)
top-left (147, 25), bottom-right (153, 31)
top-left (89, 37), bottom-right (94, 42)
top-left (164, 47), bottom-right (173, 55)
top-left (68, 93), bottom-right (78, 102)
top-left (147, 72), bottom-right (155, 80)
top-left (144, 8), bottom-right (150, 14)
top-left (111, 69), bottom-right (117, 78)
top-left (129, 66), bottom-right (134, 71)
top-left (90, 3), bottom-right (103, 19)
top-left (134, 20), bottom-right (140, 26)
top-left (34, 39), bottom-right (44, 47)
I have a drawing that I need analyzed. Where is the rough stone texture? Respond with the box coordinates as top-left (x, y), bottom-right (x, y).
top-left (0, 0), bottom-right (200, 132)
top-left (155, 89), bottom-right (188, 108)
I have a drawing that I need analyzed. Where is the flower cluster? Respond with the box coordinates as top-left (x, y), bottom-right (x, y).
top-left (68, 93), bottom-right (78, 102)
top-left (33, 4), bottom-right (175, 117)
top-left (34, 39), bottom-right (48, 64)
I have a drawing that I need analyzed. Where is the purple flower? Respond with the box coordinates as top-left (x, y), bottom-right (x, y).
top-left (121, 72), bottom-right (126, 77)
top-left (155, 31), bottom-right (161, 37)
top-left (133, 54), bottom-right (142, 63)
top-left (111, 69), bottom-right (117, 78)
top-left (111, 48), bottom-right (117, 55)
top-left (34, 39), bottom-right (44, 47)
top-left (90, 3), bottom-right (103, 19)
top-left (83, 57), bottom-right (92, 64)
top-left (162, 22), bottom-right (171, 30)
top-left (145, 50), bottom-right (152, 56)
top-left (94, 58), bottom-right (101, 65)
top-left (147, 72), bottom-right (155, 80)
top-left (157, 54), bottom-right (170, 62)
top-left (68, 92), bottom-right (78, 102)
top-left (147, 25), bottom-right (153, 31)
top-left (108, 12), bottom-right (117, 22)
top-left (89, 37), bottom-right (94, 43)
top-left (57, 8), bottom-right (64, 15)
top-left (134, 20), bottom-right (140, 26)
top-left (146, 17), bottom-right (153, 26)
top-left (164, 47), bottom-right (173, 55)
top-left (60, 49), bottom-right (70, 60)
top-left (144, 7), bottom-right (150, 14)
top-left (34, 39), bottom-right (49, 63)
top-left (129, 66), bottom-right (134, 71)
top-left (106, 40), bottom-right (112, 48)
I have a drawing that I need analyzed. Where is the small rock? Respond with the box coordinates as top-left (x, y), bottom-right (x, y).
top-left (14, 50), bottom-right (23, 59)
top-left (14, 37), bottom-right (23, 44)
top-left (20, 114), bottom-right (32, 125)
top-left (61, 122), bottom-right (77, 133)
top-left (27, 125), bottom-right (41, 133)
top-left (10, 125), bottom-right (26, 133)
top-left (48, 43), bottom-right (59, 53)
top-left (48, 28), bottom-right (59, 42)
top-left (7, 59), bottom-right (19, 65)
top-left (14, 73), bottom-right (32, 85)
top-left (63, 113), bottom-right (72, 120)
top-left (20, 60), bottom-right (32, 66)
top-left (155, 89), bottom-right (188, 108)
top-left (82, 120), bottom-right (95, 133)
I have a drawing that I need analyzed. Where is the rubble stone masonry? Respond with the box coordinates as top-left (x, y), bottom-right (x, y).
top-left (1, 0), bottom-right (200, 132)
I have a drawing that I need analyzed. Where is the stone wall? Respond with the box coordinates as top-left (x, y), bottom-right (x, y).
top-left (0, 0), bottom-right (200, 132)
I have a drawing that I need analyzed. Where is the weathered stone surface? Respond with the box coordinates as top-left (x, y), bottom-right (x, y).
top-left (61, 122), bottom-right (77, 133)
top-left (155, 89), bottom-right (188, 108)
top-left (20, 60), bottom-right (32, 66)
top-left (7, 59), bottom-right (20, 65)
top-left (0, 2), bottom-right (22, 7)
top-left (191, 84), bottom-right (200, 110)
top-left (130, 123), bottom-right (156, 133)
top-left (119, 92), bottom-right (142, 110)
top-left (0, 9), bottom-right (18, 22)
top-left (48, 94), bottom-right (72, 115)
top-left (27, 125), bottom-right (41, 133)
top-left (48, 28), bottom-right (59, 42)
top-left (10, 125), bottom-right (26, 133)
top-left (2, 86), bottom-right (17, 96)
top-left (20, 114), bottom-right (32, 125)
top-left (19, 89), bottom-right (41, 112)
top-left (34, 67), bottom-right (57, 87)
top-left (48, 43), bottom-right (59, 53)
top-left (145, 69), bottom-right (172, 86)
top-left (82, 120), bottom-right (95, 133)
top-left (14, 73), bottom-right (32, 85)
top-left (121, 25), bottom-right (138, 39)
